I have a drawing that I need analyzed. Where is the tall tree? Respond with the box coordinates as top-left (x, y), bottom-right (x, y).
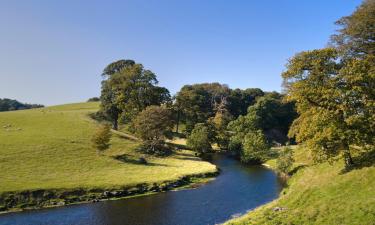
top-left (331, 0), bottom-right (375, 58)
top-left (100, 60), bottom-right (170, 129)
top-left (99, 59), bottom-right (135, 130)
top-left (283, 48), bottom-right (374, 167)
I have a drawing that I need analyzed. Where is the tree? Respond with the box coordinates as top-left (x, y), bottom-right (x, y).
top-left (210, 98), bottom-right (233, 149)
top-left (91, 124), bottom-right (112, 153)
top-left (283, 48), bottom-right (374, 168)
top-left (187, 123), bottom-right (212, 154)
top-left (99, 60), bottom-right (171, 129)
top-left (175, 83), bottom-right (231, 133)
top-left (241, 130), bottom-right (270, 164)
top-left (99, 59), bottom-right (136, 130)
top-left (109, 64), bottom-right (171, 123)
top-left (227, 114), bottom-right (258, 156)
top-left (276, 146), bottom-right (295, 174)
top-left (246, 92), bottom-right (297, 144)
top-left (227, 88), bottom-right (264, 117)
top-left (331, 0), bottom-right (375, 58)
top-left (102, 59), bottom-right (135, 76)
top-left (133, 106), bottom-right (174, 154)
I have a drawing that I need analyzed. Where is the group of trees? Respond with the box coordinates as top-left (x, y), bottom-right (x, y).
top-left (95, 60), bottom-right (172, 154)
top-left (95, 60), bottom-right (297, 158)
top-left (282, 0), bottom-right (375, 168)
top-left (0, 98), bottom-right (43, 112)
top-left (98, 59), bottom-right (170, 130)
top-left (92, 1), bottom-right (373, 169)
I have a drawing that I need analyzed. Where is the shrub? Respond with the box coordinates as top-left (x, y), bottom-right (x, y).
top-left (276, 146), bottom-right (295, 174)
top-left (133, 106), bottom-right (173, 155)
top-left (187, 123), bottom-right (212, 154)
top-left (91, 124), bottom-right (111, 153)
top-left (241, 130), bottom-right (270, 164)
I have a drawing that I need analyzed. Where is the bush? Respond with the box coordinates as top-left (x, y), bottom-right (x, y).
top-left (276, 146), bottom-right (295, 174)
top-left (91, 124), bottom-right (112, 153)
top-left (187, 123), bottom-right (212, 154)
top-left (241, 130), bottom-right (270, 164)
top-left (133, 106), bottom-right (173, 155)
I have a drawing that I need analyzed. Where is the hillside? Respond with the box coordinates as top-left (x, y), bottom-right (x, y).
top-left (225, 146), bottom-right (375, 225)
top-left (0, 102), bottom-right (217, 210)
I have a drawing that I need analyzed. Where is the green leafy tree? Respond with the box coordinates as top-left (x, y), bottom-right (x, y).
top-left (331, 0), bottom-right (375, 58)
top-left (91, 124), bottom-right (112, 153)
top-left (227, 88), bottom-right (264, 117)
top-left (246, 92), bottom-right (297, 144)
top-left (283, 48), bottom-right (374, 167)
top-left (110, 64), bottom-right (171, 123)
top-left (210, 98), bottom-right (233, 149)
top-left (187, 123), bottom-right (212, 154)
top-left (100, 59), bottom-right (135, 129)
top-left (276, 146), bottom-right (295, 174)
top-left (175, 83), bottom-right (231, 133)
top-left (133, 106), bottom-right (174, 154)
top-left (241, 130), bottom-right (270, 164)
top-left (100, 60), bottom-right (171, 129)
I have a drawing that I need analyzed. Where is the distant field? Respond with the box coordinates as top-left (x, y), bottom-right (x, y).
top-left (0, 102), bottom-right (216, 193)
top-left (225, 146), bottom-right (375, 225)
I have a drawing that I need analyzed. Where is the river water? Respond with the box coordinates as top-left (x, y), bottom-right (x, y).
top-left (0, 154), bottom-right (283, 225)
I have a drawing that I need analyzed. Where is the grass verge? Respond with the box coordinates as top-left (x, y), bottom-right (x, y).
top-left (224, 146), bottom-right (375, 225)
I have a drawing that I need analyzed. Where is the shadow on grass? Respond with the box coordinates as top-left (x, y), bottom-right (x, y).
top-left (340, 148), bottom-right (375, 174)
top-left (289, 164), bottom-right (307, 175)
top-left (112, 154), bottom-right (170, 167)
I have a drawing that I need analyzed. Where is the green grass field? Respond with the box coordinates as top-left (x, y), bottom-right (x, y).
top-left (0, 102), bottom-right (216, 194)
top-left (225, 146), bottom-right (375, 225)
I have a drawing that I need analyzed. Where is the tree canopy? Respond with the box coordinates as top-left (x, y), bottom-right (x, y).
top-left (283, 0), bottom-right (375, 167)
top-left (99, 60), bottom-right (171, 129)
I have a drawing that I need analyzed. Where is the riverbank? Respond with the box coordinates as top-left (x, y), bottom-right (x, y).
top-left (0, 102), bottom-right (218, 213)
top-left (0, 170), bottom-right (218, 214)
top-left (224, 146), bottom-right (375, 225)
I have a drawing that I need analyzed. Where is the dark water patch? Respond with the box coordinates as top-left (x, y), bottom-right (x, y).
top-left (0, 154), bottom-right (284, 225)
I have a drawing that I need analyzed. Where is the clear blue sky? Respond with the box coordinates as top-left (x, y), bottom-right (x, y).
top-left (0, 0), bottom-right (362, 105)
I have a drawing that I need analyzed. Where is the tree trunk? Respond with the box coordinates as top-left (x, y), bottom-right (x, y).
top-left (343, 144), bottom-right (354, 168)
top-left (175, 110), bottom-right (180, 133)
top-left (113, 119), bottom-right (118, 130)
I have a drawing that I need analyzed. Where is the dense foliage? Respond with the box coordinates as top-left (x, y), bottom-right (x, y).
top-left (0, 98), bottom-right (43, 112)
top-left (276, 146), bottom-right (294, 174)
top-left (174, 83), bottom-right (264, 133)
top-left (91, 124), bottom-right (112, 153)
top-left (283, 0), bottom-right (375, 167)
top-left (133, 105), bottom-right (174, 155)
top-left (99, 59), bottom-right (170, 129)
top-left (187, 123), bottom-right (213, 154)
top-left (241, 130), bottom-right (270, 164)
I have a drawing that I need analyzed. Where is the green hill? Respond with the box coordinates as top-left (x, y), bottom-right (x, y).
top-left (0, 102), bottom-right (216, 210)
top-left (225, 146), bottom-right (375, 225)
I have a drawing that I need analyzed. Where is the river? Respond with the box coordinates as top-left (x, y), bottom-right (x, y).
top-left (0, 154), bottom-right (283, 225)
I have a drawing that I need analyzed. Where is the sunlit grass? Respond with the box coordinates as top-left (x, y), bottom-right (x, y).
top-left (0, 102), bottom-right (216, 193)
top-left (225, 146), bottom-right (375, 225)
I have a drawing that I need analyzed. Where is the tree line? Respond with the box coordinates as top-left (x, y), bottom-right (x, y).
top-left (94, 58), bottom-right (296, 159)
top-left (0, 98), bottom-right (44, 112)
top-left (94, 0), bottom-right (374, 168)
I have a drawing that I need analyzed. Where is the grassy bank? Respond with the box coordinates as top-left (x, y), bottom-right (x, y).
top-left (0, 102), bottom-right (217, 211)
top-left (225, 146), bottom-right (375, 225)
